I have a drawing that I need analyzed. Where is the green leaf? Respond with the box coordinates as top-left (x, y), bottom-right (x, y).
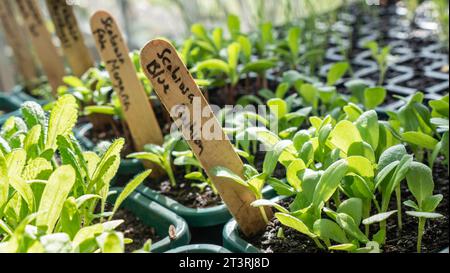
top-left (313, 219), bottom-right (348, 244)
top-left (242, 59), bottom-right (275, 74)
top-left (328, 243), bottom-right (357, 252)
top-left (91, 138), bottom-right (124, 190)
top-left (20, 101), bottom-right (46, 131)
top-left (377, 144), bottom-right (407, 171)
top-left (237, 36), bottom-right (251, 61)
top-left (267, 177), bottom-right (296, 196)
top-left (336, 213), bottom-right (368, 243)
top-left (184, 172), bottom-right (205, 182)
top-left (362, 210), bottom-right (397, 225)
top-left (63, 76), bottom-right (84, 87)
top-left (401, 131), bottom-right (439, 150)
top-left (263, 140), bottom-right (293, 175)
top-left (405, 162), bottom-right (434, 207)
top-left (97, 232), bottom-right (124, 253)
top-left (318, 86), bottom-right (336, 104)
top-left (337, 198), bottom-right (363, 225)
top-left (345, 79), bottom-right (369, 103)
top-left (347, 156), bottom-right (374, 178)
top-left (312, 159), bottom-right (348, 208)
top-left (227, 14), bottom-right (241, 39)
top-left (9, 176), bottom-right (35, 212)
top-left (72, 223), bottom-right (104, 251)
top-left (174, 156), bottom-right (202, 168)
top-left (60, 197), bottom-right (81, 239)
top-left (84, 106), bottom-right (116, 116)
top-left (251, 199), bottom-right (289, 214)
top-left (422, 194), bottom-right (443, 212)
top-left (364, 87), bottom-right (386, 109)
top-left (286, 159), bottom-right (306, 191)
top-left (348, 141), bottom-right (376, 163)
top-left (275, 213), bottom-right (317, 238)
top-left (127, 152), bottom-right (162, 166)
top-left (45, 95), bottom-right (78, 150)
top-left (328, 120), bottom-right (362, 156)
top-left (405, 211), bottom-right (443, 219)
top-left (211, 166), bottom-right (246, 187)
top-left (227, 42), bottom-right (240, 71)
top-left (355, 110), bottom-right (379, 151)
top-left (111, 170), bottom-right (151, 218)
top-left (343, 103), bottom-right (364, 122)
top-left (327, 62), bottom-right (349, 86)
top-left (287, 27), bottom-right (301, 58)
top-left (403, 200), bottom-right (419, 210)
top-left (195, 59), bottom-right (230, 74)
top-left (6, 149), bottom-right (26, 177)
top-left (37, 165), bottom-right (76, 233)
top-left (298, 84), bottom-right (318, 107)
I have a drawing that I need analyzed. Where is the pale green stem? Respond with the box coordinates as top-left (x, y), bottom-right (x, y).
top-left (417, 217), bottom-right (426, 253)
top-left (396, 185), bottom-right (403, 231)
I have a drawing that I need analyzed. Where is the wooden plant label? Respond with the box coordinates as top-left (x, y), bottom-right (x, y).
top-left (0, 0), bottom-right (39, 88)
top-left (45, 0), bottom-right (94, 77)
top-left (140, 39), bottom-right (271, 236)
top-left (15, 0), bottom-right (65, 95)
top-left (90, 11), bottom-right (163, 154)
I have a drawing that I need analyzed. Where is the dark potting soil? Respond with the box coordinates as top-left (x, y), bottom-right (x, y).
top-left (112, 207), bottom-right (160, 253)
top-left (94, 204), bottom-right (160, 253)
top-left (145, 168), bottom-right (222, 209)
top-left (243, 158), bottom-right (449, 253)
top-left (382, 157), bottom-right (449, 253)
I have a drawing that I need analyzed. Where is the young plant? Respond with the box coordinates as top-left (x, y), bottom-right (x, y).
top-left (127, 135), bottom-right (180, 187)
top-left (388, 92), bottom-right (439, 165)
top-left (345, 79), bottom-right (387, 110)
top-left (194, 42), bottom-right (275, 104)
top-left (404, 162), bottom-right (443, 253)
top-left (429, 94), bottom-right (449, 170)
top-left (364, 41), bottom-right (391, 85)
top-left (173, 150), bottom-right (217, 194)
top-left (266, 98), bottom-right (311, 138)
top-left (211, 164), bottom-right (273, 223)
top-left (252, 159), bottom-right (382, 253)
top-left (0, 95), bottom-right (151, 253)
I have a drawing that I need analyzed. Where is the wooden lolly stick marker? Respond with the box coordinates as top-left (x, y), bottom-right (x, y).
top-left (90, 11), bottom-right (164, 160)
top-left (0, 0), bottom-right (39, 89)
top-left (45, 0), bottom-right (94, 77)
top-left (15, 0), bottom-right (65, 95)
top-left (140, 39), bottom-right (271, 237)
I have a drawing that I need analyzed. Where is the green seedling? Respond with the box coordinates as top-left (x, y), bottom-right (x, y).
top-left (0, 95), bottom-right (151, 253)
top-left (404, 162), bottom-right (443, 253)
top-left (364, 41), bottom-right (391, 85)
top-left (127, 135), bottom-right (180, 187)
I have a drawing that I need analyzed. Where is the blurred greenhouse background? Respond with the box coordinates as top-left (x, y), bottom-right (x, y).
top-left (0, 0), bottom-right (447, 90)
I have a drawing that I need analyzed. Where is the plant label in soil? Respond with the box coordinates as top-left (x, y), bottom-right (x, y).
top-left (0, 0), bottom-right (39, 89)
top-left (140, 39), bottom-right (271, 237)
top-left (45, 0), bottom-right (94, 77)
top-left (15, 0), bottom-right (66, 95)
top-left (90, 11), bottom-right (164, 172)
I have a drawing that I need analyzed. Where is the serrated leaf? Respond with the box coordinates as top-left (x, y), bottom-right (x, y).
top-left (22, 157), bottom-right (53, 180)
top-left (111, 170), bottom-right (151, 218)
top-left (45, 95), bottom-right (78, 150)
top-left (37, 165), bottom-right (76, 233)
